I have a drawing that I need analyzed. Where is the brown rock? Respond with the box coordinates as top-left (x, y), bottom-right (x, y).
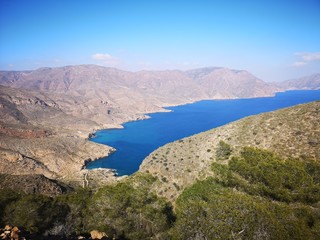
top-left (90, 230), bottom-right (107, 239)
top-left (10, 227), bottom-right (20, 240)
top-left (3, 225), bottom-right (11, 231)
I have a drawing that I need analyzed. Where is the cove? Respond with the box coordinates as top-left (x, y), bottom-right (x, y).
top-left (87, 90), bottom-right (320, 176)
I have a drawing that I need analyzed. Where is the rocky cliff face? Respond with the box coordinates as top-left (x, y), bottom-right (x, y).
top-left (139, 101), bottom-right (320, 201)
top-left (0, 84), bottom-right (115, 188)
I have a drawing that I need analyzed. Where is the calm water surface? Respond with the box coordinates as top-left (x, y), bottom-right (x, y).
top-left (87, 90), bottom-right (320, 175)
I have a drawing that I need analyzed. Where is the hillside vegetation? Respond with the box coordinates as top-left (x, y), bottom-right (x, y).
top-left (174, 148), bottom-right (320, 239)
top-left (1, 148), bottom-right (319, 239)
top-left (140, 101), bottom-right (320, 201)
top-left (0, 101), bottom-right (319, 239)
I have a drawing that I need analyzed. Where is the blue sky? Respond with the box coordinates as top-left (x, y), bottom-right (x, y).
top-left (0, 0), bottom-right (319, 81)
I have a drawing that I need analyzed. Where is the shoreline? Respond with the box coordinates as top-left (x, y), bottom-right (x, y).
top-left (86, 90), bottom-right (283, 140)
top-left (84, 91), bottom-right (285, 169)
top-left (84, 89), bottom-right (319, 176)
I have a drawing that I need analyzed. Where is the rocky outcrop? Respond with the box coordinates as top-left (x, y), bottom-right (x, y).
top-left (90, 230), bottom-right (108, 240)
top-left (0, 136), bottom-right (114, 178)
top-left (0, 225), bottom-right (110, 240)
top-left (139, 101), bottom-right (320, 201)
top-left (0, 225), bottom-right (20, 240)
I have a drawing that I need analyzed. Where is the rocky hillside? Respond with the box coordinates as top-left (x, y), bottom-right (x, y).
top-left (0, 85), bottom-right (100, 136)
top-left (0, 85), bottom-right (114, 179)
top-left (277, 73), bottom-right (320, 90)
top-left (0, 174), bottom-right (69, 197)
top-left (0, 65), bottom-right (280, 191)
top-left (139, 101), bottom-right (320, 201)
top-left (0, 65), bottom-right (279, 128)
top-left (0, 65), bottom-right (278, 99)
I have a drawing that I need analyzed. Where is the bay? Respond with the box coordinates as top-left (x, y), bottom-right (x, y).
top-left (87, 90), bottom-right (320, 176)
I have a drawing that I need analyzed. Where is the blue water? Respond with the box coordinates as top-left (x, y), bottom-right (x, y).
top-left (87, 90), bottom-right (320, 176)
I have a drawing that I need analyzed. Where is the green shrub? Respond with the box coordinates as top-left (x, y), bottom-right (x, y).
top-left (173, 179), bottom-right (284, 239)
top-left (85, 177), bottom-right (174, 239)
top-left (227, 147), bottom-right (320, 204)
top-left (173, 177), bottom-right (320, 240)
top-left (215, 140), bottom-right (232, 160)
top-left (3, 194), bottom-right (69, 234)
top-left (0, 189), bottom-right (21, 226)
top-left (56, 188), bottom-right (93, 235)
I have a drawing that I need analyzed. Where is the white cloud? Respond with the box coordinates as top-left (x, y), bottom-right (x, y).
top-left (297, 52), bottom-right (320, 62)
top-left (292, 61), bottom-right (307, 67)
top-left (292, 52), bottom-right (320, 67)
top-left (92, 53), bottom-right (113, 60)
top-left (91, 53), bottom-right (119, 66)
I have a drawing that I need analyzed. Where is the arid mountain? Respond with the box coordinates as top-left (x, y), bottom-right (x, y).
top-left (139, 101), bottom-right (320, 202)
top-left (0, 85), bottom-right (100, 135)
top-left (186, 67), bottom-right (276, 98)
top-left (0, 85), bottom-right (114, 182)
top-left (277, 73), bottom-right (320, 90)
top-left (0, 65), bottom-right (280, 131)
top-left (0, 64), bottom-right (289, 191)
top-left (0, 65), bottom-right (278, 98)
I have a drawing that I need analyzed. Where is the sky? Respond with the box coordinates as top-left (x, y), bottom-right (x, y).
top-left (0, 0), bottom-right (319, 81)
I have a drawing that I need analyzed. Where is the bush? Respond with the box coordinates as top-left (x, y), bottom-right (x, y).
top-left (226, 147), bottom-right (320, 203)
top-left (84, 175), bottom-right (174, 239)
top-left (56, 188), bottom-right (93, 236)
top-left (0, 189), bottom-right (21, 226)
top-left (173, 179), bottom-right (284, 239)
top-left (215, 140), bottom-right (232, 160)
top-left (2, 194), bottom-right (69, 234)
top-left (173, 177), bottom-right (320, 240)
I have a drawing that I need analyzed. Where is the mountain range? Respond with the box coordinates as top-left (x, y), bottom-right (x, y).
top-left (0, 64), bottom-right (319, 184)
top-left (0, 65), bottom-right (279, 131)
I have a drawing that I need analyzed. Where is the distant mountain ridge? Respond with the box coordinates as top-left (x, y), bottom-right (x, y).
top-left (0, 64), bottom-right (277, 98)
top-left (276, 73), bottom-right (320, 90)
top-left (0, 64), bottom-right (280, 132)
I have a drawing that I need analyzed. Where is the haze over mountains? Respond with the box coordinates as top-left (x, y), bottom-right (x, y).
top-left (0, 64), bottom-right (319, 184)
top-left (276, 73), bottom-right (320, 90)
